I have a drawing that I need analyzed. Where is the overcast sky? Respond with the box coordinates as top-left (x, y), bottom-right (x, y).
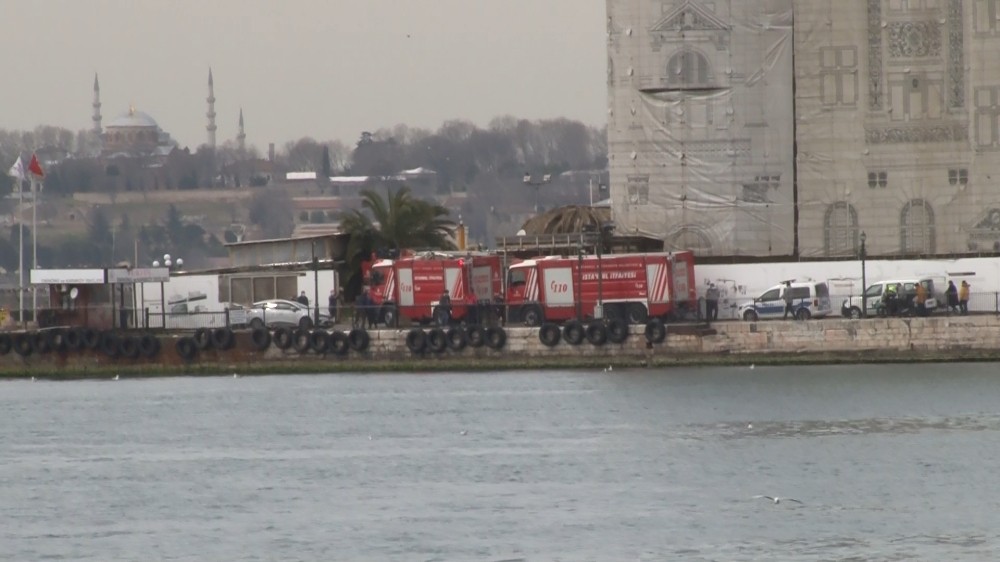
top-left (5, 0), bottom-right (607, 150)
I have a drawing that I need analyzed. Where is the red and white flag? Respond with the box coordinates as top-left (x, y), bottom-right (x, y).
top-left (27, 153), bottom-right (44, 178)
top-left (7, 155), bottom-right (24, 181)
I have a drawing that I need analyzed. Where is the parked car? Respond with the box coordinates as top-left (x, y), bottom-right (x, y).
top-left (841, 278), bottom-right (941, 319)
top-left (738, 281), bottom-right (832, 321)
top-left (246, 299), bottom-right (332, 329)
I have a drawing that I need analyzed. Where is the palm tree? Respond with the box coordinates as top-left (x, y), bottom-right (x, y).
top-left (339, 186), bottom-right (457, 299)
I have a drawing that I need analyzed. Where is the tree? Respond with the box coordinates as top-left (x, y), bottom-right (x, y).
top-left (338, 186), bottom-right (456, 298)
top-left (321, 145), bottom-right (332, 179)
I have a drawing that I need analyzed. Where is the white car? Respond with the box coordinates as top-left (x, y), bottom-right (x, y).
top-left (246, 299), bottom-right (332, 329)
top-left (840, 278), bottom-right (940, 319)
top-left (738, 281), bottom-right (833, 321)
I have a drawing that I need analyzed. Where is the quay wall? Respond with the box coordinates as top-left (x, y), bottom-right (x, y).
top-left (3, 315), bottom-right (1000, 377)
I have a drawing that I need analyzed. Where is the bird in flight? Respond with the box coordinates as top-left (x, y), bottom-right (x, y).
top-left (754, 495), bottom-right (802, 505)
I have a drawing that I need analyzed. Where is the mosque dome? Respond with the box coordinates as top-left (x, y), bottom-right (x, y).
top-left (105, 107), bottom-right (159, 129)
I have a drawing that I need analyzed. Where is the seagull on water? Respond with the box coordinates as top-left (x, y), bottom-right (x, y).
top-left (113, 374), bottom-right (119, 381)
top-left (460, 430), bottom-right (467, 436)
top-left (754, 495), bottom-right (802, 505)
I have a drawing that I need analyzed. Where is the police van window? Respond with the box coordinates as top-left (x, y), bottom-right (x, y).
top-left (508, 270), bottom-right (526, 287)
top-left (865, 284), bottom-right (883, 297)
top-left (760, 288), bottom-right (781, 301)
top-left (790, 287), bottom-right (810, 299)
top-left (815, 283), bottom-right (829, 298)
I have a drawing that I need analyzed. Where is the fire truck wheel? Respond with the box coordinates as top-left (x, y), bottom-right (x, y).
top-left (562, 321), bottom-right (585, 345)
top-left (329, 331), bottom-right (350, 355)
top-left (273, 327), bottom-right (294, 350)
top-left (0, 333), bottom-right (11, 355)
top-left (427, 328), bottom-right (448, 353)
top-left (586, 322), bottom-right (608, 346)
top-left (139, 334), bottom-right (161, 358)
top-left (644, 319), bottom-right (667, 344)
top-left (485, 326), bottom-right (506, 350)
top-left (292, 329), bottom-right (312, 353)
top-left (521, 305), bottom-right (543, 327)
top-left (406, 329), bottom-right (427, 353)
top-left (379, 305), bottom-right (398, 328)
top-left (193, 328), bottom-right (213, 351)
top-left (446, 327), bottom-right (467, 351)
top-left (212, 328), bottom-right (235, 350)
top-left (465, 325), bottom-right (486, 348)
top-left (309, 330), bottom-right (331, 354)
top-left (348, 328), bottom-right (370, 352)
top-left (175, 337), bottom-right (197, 361)
top-left (627, 304), bottom-right (649, 324)
top-left (607, 318), bottom-right (629, 344)
top-left (13, 333), bottom-right (33, 357)
top-left (251, 327), bottom-right (272, 351)
top-left (538, 323), bottom-right (561, 347)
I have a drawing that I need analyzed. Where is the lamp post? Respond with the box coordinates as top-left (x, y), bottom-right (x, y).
top-left (523, 172), bottom-right (552, 213)
top-left (152, 253), bottom-right (182, 329)
top-left (859, 231), bottom-right (867, 318)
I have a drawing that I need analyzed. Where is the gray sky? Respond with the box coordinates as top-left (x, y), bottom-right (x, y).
top-left (6, 0), bottom-right (607, 150)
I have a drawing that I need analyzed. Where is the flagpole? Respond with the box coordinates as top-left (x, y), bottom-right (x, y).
top-left (31, 177), bottom-right (38, 321)
top-left (18, 177), bottom-right (23, 328)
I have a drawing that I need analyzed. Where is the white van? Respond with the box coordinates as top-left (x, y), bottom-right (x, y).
top-left (738, 281), bottom-right (833, 321)
top-left (840, 278), bottom-right (941, 318)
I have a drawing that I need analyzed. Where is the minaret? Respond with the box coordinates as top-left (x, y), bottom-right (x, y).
top-left (206, 68), bottom-right (217, 148)
top-left (91, 73), bottom-right (102, 135)
top-left (237, 107), bottom-right (246, 151)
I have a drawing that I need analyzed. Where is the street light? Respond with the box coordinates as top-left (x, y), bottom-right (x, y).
top-left (859, 231), bottom-right (867, 318)
top-left (152, 253), bottom-right (182, 329)
top-left (523, 172), bottom-right (553, 213)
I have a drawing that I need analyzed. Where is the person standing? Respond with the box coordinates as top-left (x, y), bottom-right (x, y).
top-left (959, 281), bottom-right (970, 315)
top-left (328, 288), bottom-right (338, 324)
top-left (296, 291), bottom-right (309, 307)
top-left (946, 280), bottom-right (959, 313)
top-left (705, 283), bottom-right (720, 322)
top-left (438, 289), bottom-right (452, 325)
top-left (915, 282), bottom-right (928, 317)
top-left (782, 281), bottom-right (795, 320)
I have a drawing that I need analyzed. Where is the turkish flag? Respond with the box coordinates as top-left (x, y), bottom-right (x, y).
top-left (28, 153), bottom-right (44, 178)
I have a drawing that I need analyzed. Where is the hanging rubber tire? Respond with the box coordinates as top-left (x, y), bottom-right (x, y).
top-left (445, 327), bottom-right (467, 351)
top-left (406, 329), bottom-right (427, 353)
top-left (99, 331), bottom-right (119, 357)
top-left (586, 322), bottom-right (608, 346)
top-left (562, 321), bottom-right (585, 345)
top-left (273, 327), bottom-right (293, 350)
top-left (348, 328), bottom-right (370, 352)
top-left (118, 336), bottom-right (140, 360)
top-left (466, 325), bottom-right (486, 348)
top-left (292, 329), bottom-right (311, 353)
top-left (329, 331), bottom-right (350, 355)
top-left (211, 328), bottom-right (235, 351)
top-left (83, 328), bottom-right (101, 350)
top-left (45, 329), bottom-right (67, 353)
top-left (607, 318), bottom-right (629, 344)
top-left (645, 319), bottom-right (666, 344)
top-left (13, 333), bottom-right (32, 357)
top-left (31, 332), bottom-right (51, 355)
top-left (0, 333), bottom-right (11, 355)
top-left (485, 326), bottom-right (506, 350)
top-left (64, 328), bottom-right (84, 351)
top-left (538, 323), bottom-right (561, 347)
top-left (193, 328), bottom-right (213, 351)
top-left (250, 327), bottom-right (271, 351)
top-left (427, 328), bottom-right (447, 353)
top-left (138, 334), bottom-right (160, 358)
top-left (309, 330), bottom-right (331, 353)
top-left (175, 337), bottom-right (197, 361)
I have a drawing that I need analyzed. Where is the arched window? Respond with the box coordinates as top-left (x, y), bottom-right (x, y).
top-left (823, 202), bottom-right (859, 256)
top-left (900, 199), bottom-right (936, 255)
top-left (667, 49), bottom-right (710, 87)
top-left (667, 226), bottom-right (713, 252)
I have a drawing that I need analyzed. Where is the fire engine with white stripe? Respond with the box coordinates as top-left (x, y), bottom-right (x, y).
top-left (504, 251), bottom-right (697, 326)
top-left (367, 252), bottom-right (504, 326)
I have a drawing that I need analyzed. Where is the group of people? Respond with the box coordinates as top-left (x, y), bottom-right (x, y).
top-left (945, 280), bottom-right (971, 315)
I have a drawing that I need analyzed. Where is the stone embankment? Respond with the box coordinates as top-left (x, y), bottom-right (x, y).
top-left (2, 315), bottom-right (998, 379)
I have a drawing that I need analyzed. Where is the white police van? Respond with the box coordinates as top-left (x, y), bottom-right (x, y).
top-left (738, 281), bottom-right (833, 321)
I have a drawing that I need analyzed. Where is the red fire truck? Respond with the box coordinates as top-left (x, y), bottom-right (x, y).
top-left (367, 252), bottom-right (504, 326)
top-left (504, 251), bottom-right (697, 326)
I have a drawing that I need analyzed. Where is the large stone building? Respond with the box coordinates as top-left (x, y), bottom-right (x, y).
top-left (607, 0), bottom-right (1000, 259)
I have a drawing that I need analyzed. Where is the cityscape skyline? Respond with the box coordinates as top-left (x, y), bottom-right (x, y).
top-left (5, 0), bottom-right (607, 150)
